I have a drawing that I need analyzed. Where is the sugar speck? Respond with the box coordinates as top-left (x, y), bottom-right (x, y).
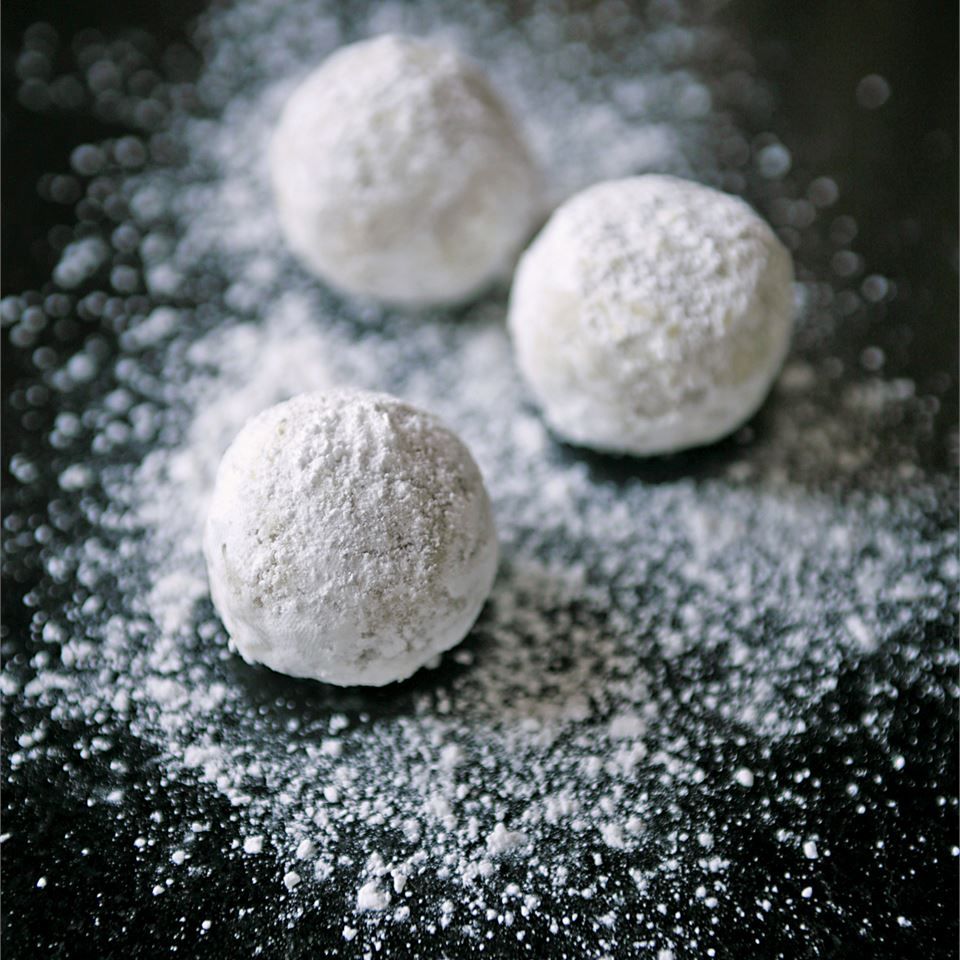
top-left (734, 768), bottom-right (755, 788)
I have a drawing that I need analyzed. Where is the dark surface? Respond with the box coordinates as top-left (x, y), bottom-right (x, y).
top-left (2, 1), bottom-right (958, 958)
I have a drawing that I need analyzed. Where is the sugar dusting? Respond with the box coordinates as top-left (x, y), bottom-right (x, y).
top-left (3, 1), bottom-right (957, 957)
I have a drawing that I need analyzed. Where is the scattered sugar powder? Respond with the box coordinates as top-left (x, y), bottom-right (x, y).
top-left (3, 1), bottom-right (956, 957)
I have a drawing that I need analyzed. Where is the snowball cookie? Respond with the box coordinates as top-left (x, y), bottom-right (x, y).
top-left (508, 175), bottom-right (795, 455)
top-left (269, 34), bottom-right (543, 307)
top-left (203, 390), bottom-right (498, 686)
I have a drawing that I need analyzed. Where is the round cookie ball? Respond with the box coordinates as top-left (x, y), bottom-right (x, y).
top-left (508, 175), bottom-right (795, 455)
top-left (203, 390), bottom-right (498, 686)
top-left (269, 34), bottom-right (543, 307)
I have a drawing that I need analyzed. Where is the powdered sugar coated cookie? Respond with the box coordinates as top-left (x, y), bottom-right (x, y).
top-left (203, 390), bottom-right (498, 686)
top-left (269, 35), bottom-right (542, 307)
top-left (508, 175), bottom-right (794, 455)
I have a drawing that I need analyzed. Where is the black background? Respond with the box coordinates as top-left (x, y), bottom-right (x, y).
top-left (2, 1), bottom-right (958, 958)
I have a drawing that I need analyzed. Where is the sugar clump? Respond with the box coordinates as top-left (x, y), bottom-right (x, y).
top-left (508, 175), bottom-right (795, 455)
top-left (357, 880), bottom-right (391, 912)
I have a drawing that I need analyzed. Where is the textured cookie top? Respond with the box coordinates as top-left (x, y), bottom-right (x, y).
top-left (272, 36), bottom-right (526, 222)
top-left (531, 176), bottom-right (791, 409)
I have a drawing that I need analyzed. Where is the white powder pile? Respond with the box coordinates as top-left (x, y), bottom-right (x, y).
top-left (3, 2), bottom-right (956, 957)
top-left (508, 175), bottom-right (795, 455)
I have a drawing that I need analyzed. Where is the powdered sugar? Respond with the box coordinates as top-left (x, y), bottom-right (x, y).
top-left (3, 1), bottom-right (956, 956)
